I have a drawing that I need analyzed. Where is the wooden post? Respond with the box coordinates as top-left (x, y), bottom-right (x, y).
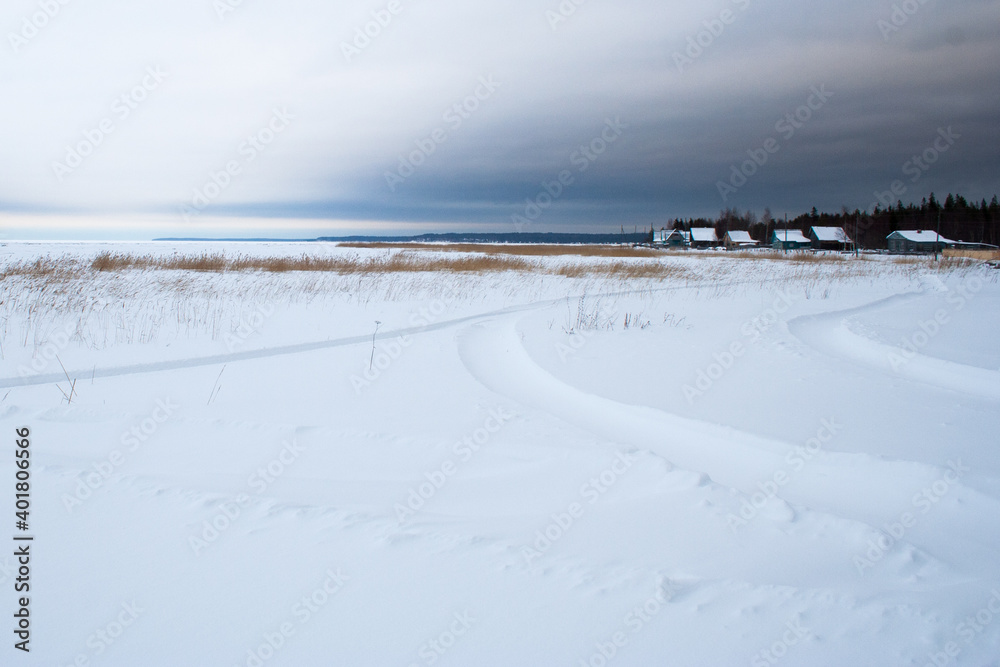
top-left (935, 210), bottom-right (941, 261)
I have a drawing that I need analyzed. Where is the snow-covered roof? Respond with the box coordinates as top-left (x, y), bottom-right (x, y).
top-left (811, 226), bottom-right (852, 243)
top-left (772, 229), bottom-right (810, 244)
top-left (888, 230), bottom-right (956, 244)
top-left (690, 228), bottom-right (718, 242)
top-left (725, 230), bottom-right (754, 243)
top-left (951, 240), bottom-right (994, 247)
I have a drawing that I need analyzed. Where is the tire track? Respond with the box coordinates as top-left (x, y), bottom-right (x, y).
top-left (0, 277), bottom-right (764, 390)
top-left (787, 293), bottom-right (1000, 401)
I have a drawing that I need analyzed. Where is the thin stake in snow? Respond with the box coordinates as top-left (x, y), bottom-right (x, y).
top-left (55, 355), bottom-right (77, 404)
top-left (208, 365), bottom-right (226, 405)
top-left (369, 321), bottom-right (381, 371)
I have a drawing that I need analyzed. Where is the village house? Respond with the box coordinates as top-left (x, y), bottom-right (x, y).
top-left (653, 227), bottom-right (688, 248)
top-left (809, 226), bottom-right (853, 251)
top-left (771, 228), bottom-right (812, 251)
top-left (689, 227), bottom-right (720, 248)
top-left (886, 230), bottom-right (955, 254)
top-left (723, 230), bottom-right (757, 251)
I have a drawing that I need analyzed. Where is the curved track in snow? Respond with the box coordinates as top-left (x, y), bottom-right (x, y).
top-left (0, 300), bottom-right (552, 390)
top-left (0, 277), bottom-right (771, 391)
top-left (787, 293), bottom-right (1000, 401)
top-left (453, 311), bottom-right (997, 554)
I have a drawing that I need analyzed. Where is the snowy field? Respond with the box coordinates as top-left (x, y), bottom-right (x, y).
top-left (1, 241), bottom-right (999, 666)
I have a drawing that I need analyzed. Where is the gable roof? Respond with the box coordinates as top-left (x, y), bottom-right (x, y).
top-left (654, 228), bottom-right (688, 244)
top-left (888, 230), bottom-right (956, 244)
top-left (772, 229), bottom-right (810, 244)
top-left (690, 227), bottom-right (718, 242)
top-left (724, 230), bottom-right (754, 243)
top-left (810, 226), bottom-right (852, 243)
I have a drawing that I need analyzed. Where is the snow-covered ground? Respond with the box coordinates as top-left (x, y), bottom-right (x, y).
top-left (1, 242), bottom-right (998, 666)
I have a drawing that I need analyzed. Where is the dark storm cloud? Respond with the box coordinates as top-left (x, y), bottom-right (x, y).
top-left (0, 0), bottom-right (997, 237)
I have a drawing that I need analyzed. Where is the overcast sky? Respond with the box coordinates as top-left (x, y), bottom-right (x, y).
top-left (1, 0), bottom-right (998, 239)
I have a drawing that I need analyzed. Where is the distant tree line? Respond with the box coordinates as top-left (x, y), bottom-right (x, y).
top-left (657, 193), bottom-right (1000, 249)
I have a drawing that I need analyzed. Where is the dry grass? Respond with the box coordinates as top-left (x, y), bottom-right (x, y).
top-left (89, 251), bottom-right (533, 275)
top-left (0, 256), bottom-right (81, 280)
top-left (92, 252), bottom-right (230, 272)
top-left (725, 250), bottom-right (847, 263)
top-left (943, 249), bottom-right (1000, 261)
top-left (554, 260), bottom-right (686, 280)
top-left (83, 250), bottom-right (696, 281)
top-left (889, 256), bottom-right (980, 270)
top-left (337, 242), bottom-right (663, 258)
top-left (4, 250), bottom-right (978, 288)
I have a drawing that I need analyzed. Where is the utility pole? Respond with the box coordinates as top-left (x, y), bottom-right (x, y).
top-left (855, 213), bottom-right (859, 257)
top-left (783, 214), bottom-right (788, 254)
top-left (935, 209), bottom-right (941, 261)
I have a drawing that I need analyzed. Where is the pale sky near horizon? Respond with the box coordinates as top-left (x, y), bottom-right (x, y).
top-left (1, 0), bottom-right (998, 240)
